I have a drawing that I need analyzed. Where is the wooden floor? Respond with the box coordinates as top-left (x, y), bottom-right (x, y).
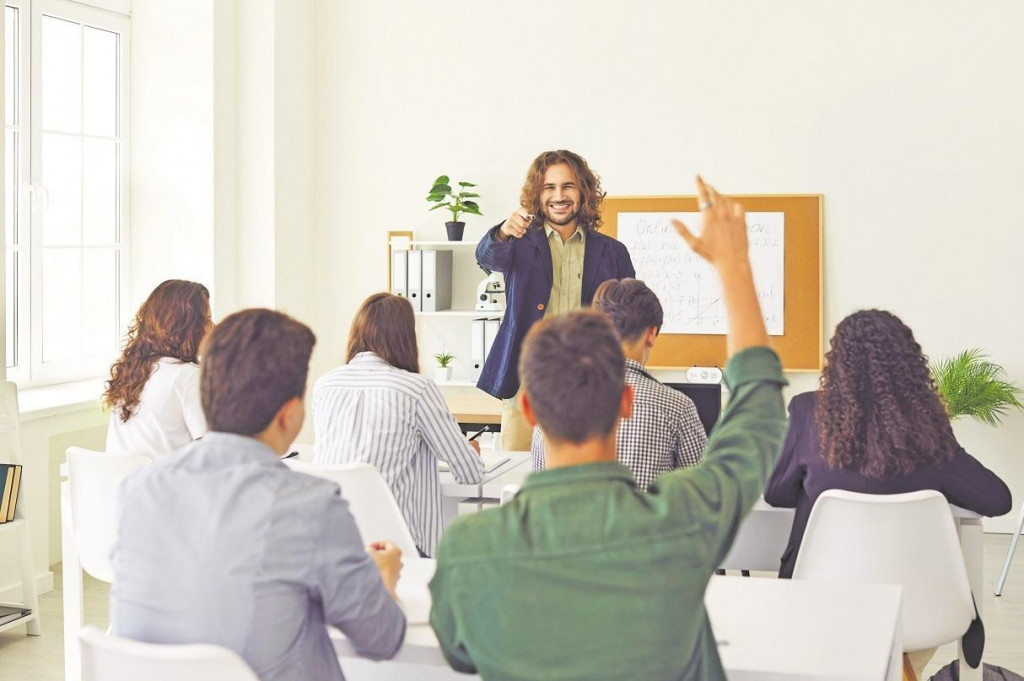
top-left (3, 534), bottom-right (1024, 679)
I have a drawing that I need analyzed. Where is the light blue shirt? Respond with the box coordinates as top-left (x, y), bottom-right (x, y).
top-left (110, 432), bottom-right (406, 681)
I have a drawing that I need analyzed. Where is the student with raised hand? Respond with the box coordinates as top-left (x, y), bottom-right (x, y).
top-left (313, 293), bottom-right (483, 558)
top-left (104, 279), bottom-right (212, 458)
top-left (530, 277), bottom-right (708, 488)
top-left (429, 177), bottom-right (788, 681)
top-left (111, 309), bottom-right (406, 681)
top-left (765, 308), bottom-right (1011, 581)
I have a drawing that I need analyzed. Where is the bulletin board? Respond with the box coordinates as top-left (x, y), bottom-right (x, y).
top-left (601, 195), bottom-right (823, 372)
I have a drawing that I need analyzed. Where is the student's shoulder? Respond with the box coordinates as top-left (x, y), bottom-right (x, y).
top-left (435, 507), bottom-right (508, 564)
top-left (787, 390), bottom-right (818, 416)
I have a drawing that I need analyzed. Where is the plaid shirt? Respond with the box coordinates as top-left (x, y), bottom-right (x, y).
top-left (531, 359), bottom-right (709, 490)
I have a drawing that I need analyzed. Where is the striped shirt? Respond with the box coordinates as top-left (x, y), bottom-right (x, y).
top-left (312, 352), bottom-right (483, 556)
top-left (531, 359), bottom-right (708, 491)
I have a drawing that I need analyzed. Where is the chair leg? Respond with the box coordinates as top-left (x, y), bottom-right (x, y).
top-left (995, 501), bottom-right (1024, 596)
top-left (61, 483), bottom-right (83, 681)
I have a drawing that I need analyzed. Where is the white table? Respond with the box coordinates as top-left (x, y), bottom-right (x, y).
top-left (721, 498), bottom-right (983, 681)
top-left (439, 451), bottom-right (530, 522)
top-left (334, 568), bottom-right (903, 681)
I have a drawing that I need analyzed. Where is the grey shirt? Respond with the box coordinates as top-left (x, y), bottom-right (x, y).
top-left (110, 432), bottom-right (406, 681)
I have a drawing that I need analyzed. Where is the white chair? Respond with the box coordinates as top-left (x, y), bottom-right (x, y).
top-left (283, 459), bottom-right (419, 557)
top-left (499, 483), bottom-right (520, 506)
top-left (793, 489), bottom-right (975, 654)
top-left (79, 626), bottom-right (259, 681)
top-left (63, 448), bottom-right (151, 681)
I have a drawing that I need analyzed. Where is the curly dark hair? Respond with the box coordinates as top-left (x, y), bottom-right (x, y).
top-left (817, 309), bottom-right (956, 478)
top-left (519, 150), bottom-right (605, 231)
top-left (104, 280), bottom-right (212, 423)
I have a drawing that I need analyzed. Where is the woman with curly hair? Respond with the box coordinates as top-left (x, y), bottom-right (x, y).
top-left (104, 280), bottom-right (212, 457)
top-left (765, 309), bottom-right (1011, 580)
top-left (474, 150), bottom-right (635, 450)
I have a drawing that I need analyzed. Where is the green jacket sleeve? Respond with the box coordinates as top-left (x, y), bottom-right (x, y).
top-left (652, 346), bottom-right (788, 568)
top-left (428, 548), bottom-right (479, 673)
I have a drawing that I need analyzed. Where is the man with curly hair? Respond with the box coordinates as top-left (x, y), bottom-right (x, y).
top-left (476, 150), bottom-right (635, 450)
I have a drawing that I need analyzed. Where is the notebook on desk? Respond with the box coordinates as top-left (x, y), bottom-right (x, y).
top-left (437, 455), bottom-right (511, 475)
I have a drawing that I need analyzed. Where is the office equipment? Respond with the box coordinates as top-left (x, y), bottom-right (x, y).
top-left (603, 195), bottom-right (823, 371)
top-left (407, 249), bottom-right (423, 311)
top-left (665, 382), bottom-right (722, 436)
top-left (686, 366), bottom-right (722, 384)
top-left (422, 250), bottom-right (453, 312)
top-left (475, 272), bottom-right (505, 311)
top-left (470, 319), bottom-right (486, 371)
top-left (390, 249), bottom-right (408, 299)
top-left (483, 318), bottom-right (500, 361)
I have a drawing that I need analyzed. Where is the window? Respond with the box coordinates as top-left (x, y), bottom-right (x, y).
top-left (4, 0), bottom-right (129, 386)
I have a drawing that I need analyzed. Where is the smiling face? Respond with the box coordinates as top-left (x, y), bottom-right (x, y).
top-left (539, 162), bottom-right (581, 228)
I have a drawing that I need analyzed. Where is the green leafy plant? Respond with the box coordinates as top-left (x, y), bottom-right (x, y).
top-left (433, 352), bottom-right (455, 369)
top-left (931, 349), bottom-right (1024, 426)
top-left (426, 176), bottom-right (482, 223)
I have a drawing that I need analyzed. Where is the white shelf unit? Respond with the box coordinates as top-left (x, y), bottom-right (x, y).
top-left (0, 381), bottom-right (42, 637)
top-left (388, 231), bottom-right (503, 387)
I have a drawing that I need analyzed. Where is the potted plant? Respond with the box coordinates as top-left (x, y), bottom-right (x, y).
top-left (931, 349), bottom-right (1023, 425)
top-left (426, 175), bottom-right (482, 241)
top-left (433, 352), bottom-right (455, 383)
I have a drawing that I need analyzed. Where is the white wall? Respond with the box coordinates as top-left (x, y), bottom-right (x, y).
top-left (312, 0), bottom-right (1024, 530)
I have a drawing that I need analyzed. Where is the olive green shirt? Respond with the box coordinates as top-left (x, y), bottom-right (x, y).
top-left (429, 347), bottom-right (788, 681)
top-left (543, 223), bottom-right (586, 318)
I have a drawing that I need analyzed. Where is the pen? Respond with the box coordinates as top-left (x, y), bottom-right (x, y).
top-left (468, 425), bottom-right (491, 442)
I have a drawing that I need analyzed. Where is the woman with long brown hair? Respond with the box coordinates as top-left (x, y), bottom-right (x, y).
top-left (765, 309), bottom-right (1011, 577)
top-left (104, 280), bottom-right (212, 457)
top-left (312, 292), bottom-right (482, 557)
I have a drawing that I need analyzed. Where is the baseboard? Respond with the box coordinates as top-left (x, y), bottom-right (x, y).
top-left (0, 571), bottom-right (54, 603)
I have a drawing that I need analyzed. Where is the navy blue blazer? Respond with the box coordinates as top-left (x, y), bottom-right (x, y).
top-left (765, 391), bottom-right (1012, 578)
top-left (475, 223), bottom-right (635, 399)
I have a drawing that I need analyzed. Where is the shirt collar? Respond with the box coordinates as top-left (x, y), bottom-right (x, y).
top-left (625, 357), bottom-right (655, 381)
top-left (198, 432), bottom-right (283, 466)
top-left (519, 461), bottom-right (636, 493)
top-left (544, 223), bottom-right (586, 244)
top-left (348, 351), bottom-right (388, 366)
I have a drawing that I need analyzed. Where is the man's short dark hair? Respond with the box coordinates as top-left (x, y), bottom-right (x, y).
top-left (593, 278), bottom-right (663, 343)
top-left (519, 310), bottom-right (625, 444)
top-left (200, 308), bottom-right (316, 435)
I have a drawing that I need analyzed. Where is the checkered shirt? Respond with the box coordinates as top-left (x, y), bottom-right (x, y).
top-left (531, 359), bottom-right (709, 491)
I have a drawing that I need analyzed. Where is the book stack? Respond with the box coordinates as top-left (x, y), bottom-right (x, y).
top-left (0, 464), bottom-right (23, 524)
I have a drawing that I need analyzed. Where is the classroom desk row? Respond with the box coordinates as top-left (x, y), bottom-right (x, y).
top-left (333, 558), bottom-right (904, 681)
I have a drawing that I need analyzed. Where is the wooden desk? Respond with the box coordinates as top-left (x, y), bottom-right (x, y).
top-left (442, 390), bottom-right (501, 428)
top-left (334, 572), bottom-right (903, 681)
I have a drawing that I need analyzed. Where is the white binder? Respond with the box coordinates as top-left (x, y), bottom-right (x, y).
top-left (471, 319), bottom-right (486, 371)
top-left (422, 250), bottom-right (453, 312)
top-left (391, 250), bottom-right (408, 299)
top-left (407, 250), bottom-right (423, 311)
top-left (484, 318), bottom-right (501, 361)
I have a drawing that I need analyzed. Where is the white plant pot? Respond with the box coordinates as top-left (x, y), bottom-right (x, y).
top-left (434, 367), bottom-right (452, 382)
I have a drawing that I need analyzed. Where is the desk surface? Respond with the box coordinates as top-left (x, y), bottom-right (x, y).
top-left (334, 572), bottom-right (902, 681)
top-left (439, 451), bottom-right (530, 498)
top-left (442, 390), bottom-right (502, 425)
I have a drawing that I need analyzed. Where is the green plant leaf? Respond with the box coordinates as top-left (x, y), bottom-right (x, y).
top-left (433, 175), bottom-right (450, 187)
top-left (430, 184), bottom-right (452, 195)
top-left (433, 352), bottom-right (455, 367)
top-left (429, 202), bottom-right (452, 211)
top-left (462, 205), bottom-right (482, 216)
top-left (458, 192), bottom-right (481, 199)
top-left (931, 348), bottom-right (1024, 426)
top-left (426, 193), bottom-right (448, 202)
top-left (458, 181), bottom-right (477, 187)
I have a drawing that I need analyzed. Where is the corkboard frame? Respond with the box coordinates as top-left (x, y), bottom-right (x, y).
top-left (601, 195), bottom-right (823, 372)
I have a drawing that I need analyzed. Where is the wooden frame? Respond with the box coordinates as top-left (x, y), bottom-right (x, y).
top-left (601, 195), bottom-right (823, 372)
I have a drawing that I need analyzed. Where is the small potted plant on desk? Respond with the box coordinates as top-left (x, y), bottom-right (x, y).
top-left (426, 175), bottom-right (482, 241)
top-left (433, 352), bottom-right (455, 383)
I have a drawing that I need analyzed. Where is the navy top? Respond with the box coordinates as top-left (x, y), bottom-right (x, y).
top-left (764, 391), bottom-right (1012, 578)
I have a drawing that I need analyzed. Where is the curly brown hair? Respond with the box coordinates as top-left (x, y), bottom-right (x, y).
top-left (519, 150), bottom-right (605, 231)
top-left (103, 280), bottom-right (212, 423)
top-left (817, 309), bottom-right (956, 478)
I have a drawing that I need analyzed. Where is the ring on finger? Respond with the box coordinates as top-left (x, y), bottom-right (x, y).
top-left (698, 200), bottom-right (713, 211)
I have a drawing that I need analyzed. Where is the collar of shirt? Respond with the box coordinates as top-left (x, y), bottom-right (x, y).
top-left (624, 357), bottom-right (656, 382)
top-left (543, 222), bottom-right (586, 245)
top-left (520, 461), bottom-right (636, 492)
top-left (347, 351), bottom-right (389, 367)
top-left (198, 432), bottom-right (282, 466)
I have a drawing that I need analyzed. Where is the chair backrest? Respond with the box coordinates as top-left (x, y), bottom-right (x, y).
top-left (66, 447), bottom-right (152, 583)
top-left (793, 489), bottom-right (975, 651)
top-left (283, 459), bottom-right (418, 557)
top-left (80, 626), bottom-right (259, 681)
top-left (500, 483), bottom-right (520, 506)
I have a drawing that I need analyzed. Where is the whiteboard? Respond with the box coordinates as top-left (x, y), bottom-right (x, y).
top-left (617, 212), bottom-right (785, 336)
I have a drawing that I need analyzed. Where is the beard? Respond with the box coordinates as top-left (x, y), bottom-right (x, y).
top-left (542, 202), bottom-right (579, 226)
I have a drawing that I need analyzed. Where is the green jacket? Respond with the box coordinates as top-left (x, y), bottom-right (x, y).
top-left (429, 347), bottom-right (788, 681)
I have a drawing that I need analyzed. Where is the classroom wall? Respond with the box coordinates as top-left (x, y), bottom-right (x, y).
top-left (311, 0), bottom-right (1024, 531)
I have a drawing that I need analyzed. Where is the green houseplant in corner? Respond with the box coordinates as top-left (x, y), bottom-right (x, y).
top-left (931, 349), bottom-right (1023, 425)
top-left (426, 176), bottom-right (482, 241)
top-left (433, 352), bottom-right (455, 383)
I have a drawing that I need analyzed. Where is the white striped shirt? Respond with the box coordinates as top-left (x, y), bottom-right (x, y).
top-left (312, 352), bottom-right (483, 556)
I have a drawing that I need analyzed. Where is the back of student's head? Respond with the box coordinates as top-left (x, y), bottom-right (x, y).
top-left (818, 309), bottom-right (956, 478)
top-left (346, 292), bottom-right (419, 373)
top-left (200, 309), bottom-right (316, 435)
top-left (519, 310), bottom-right (625, 444)
top-left (593, 278), bottom-right (664, 343)
top-left (104, 279), bottom-right (212, 421)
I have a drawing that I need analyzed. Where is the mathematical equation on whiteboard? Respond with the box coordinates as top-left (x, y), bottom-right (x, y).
top-left (617, 212), bottom-right (785, 336)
